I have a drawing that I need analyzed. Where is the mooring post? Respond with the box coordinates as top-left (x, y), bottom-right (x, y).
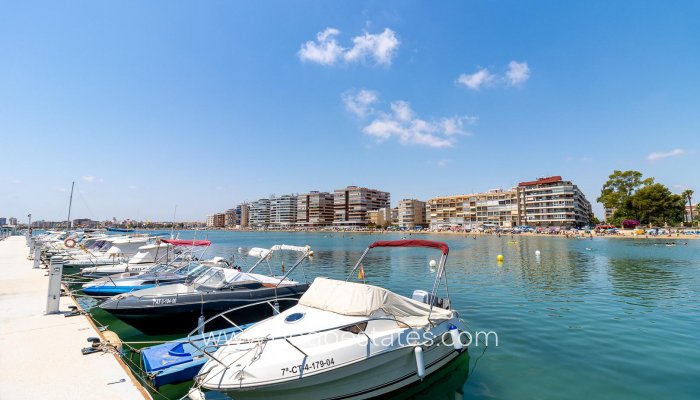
top-left (33, 246), bottom-right (41, 269)
top-left (46, 256), bottom-right (64, 314)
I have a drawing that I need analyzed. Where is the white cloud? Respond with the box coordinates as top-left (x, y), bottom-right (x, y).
top-left (344, 28), bottom-right (400, 66)
top-left (506, 61), bottom-right (530, 85)
top-left (298, 28), bottom-right (345, 65)
top-left (82, 176), bottom-right (104, 183)
top-left (439, 116), bottom-right (477, 136)
top-left (128, 185), bottom-right (137, 190)
top-left (457, 60), bottom-right (531, 90)
top-left (215, 186), bottom-right (225, 191)
top-left (648, 148), bottom-right (685, 161)
top-left (457, 68), bottom-right (495, 90)
top-left (55, 187), bottom-right (68, 193)
top-left (342, 89), bottom-right (378, 117)
top-left (299, 27), bottom-right (400, 66)
top-left (359, 98), bottom-right (474, 149)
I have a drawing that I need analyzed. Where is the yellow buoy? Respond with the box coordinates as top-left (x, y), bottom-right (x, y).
top-left (497, 254), bottom-right (504, 262)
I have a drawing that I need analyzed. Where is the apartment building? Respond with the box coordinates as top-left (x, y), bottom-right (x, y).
top-left (516, 176), bottom-right (593, 227)
top-left (206, 213), bottom-right (225, 228)
top-left (398, 199), bottom-right (426, 228)
top-left (238, 203), bottom-right (250, 228)
top-left (269, 194), bottom-right (298, 229)
top-left (224, 208), bottom-right (236, 228)
top-left (297, 191), bottom-right (335, 227)
top-left (249, 198), bottom-right (271, 228)
top-left (333, 186), bottom-right (390, 227)
top-left (427, 189), bottom-right (519, 229)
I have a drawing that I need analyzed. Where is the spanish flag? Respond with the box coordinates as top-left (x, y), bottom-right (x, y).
top-left (358, 264), bottom-right (365, 280)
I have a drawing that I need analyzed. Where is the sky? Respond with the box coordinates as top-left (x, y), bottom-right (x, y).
top-left (1, 1), bottom-right (698, 222)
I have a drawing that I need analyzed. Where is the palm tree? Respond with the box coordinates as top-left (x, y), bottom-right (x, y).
top-left (682, 189), bottom-right (694, 225)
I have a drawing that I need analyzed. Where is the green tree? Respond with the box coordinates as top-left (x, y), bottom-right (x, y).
top-left (597, 170), bottom-right (654, 225)
top-left (628, 183), bottom-right (685, 226)
top-left (681, 189), bottom-right (694, 225)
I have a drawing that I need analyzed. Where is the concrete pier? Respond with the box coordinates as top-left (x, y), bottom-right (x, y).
top-left (0, 236), bottom-right (150, 400)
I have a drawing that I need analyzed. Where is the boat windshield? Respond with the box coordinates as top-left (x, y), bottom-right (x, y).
top-left (149, 264), bottom-right (171, 273)
top-left (174, 262), bottom-right (209, 277)
top-left (193, 269), bottom-right (229, 288)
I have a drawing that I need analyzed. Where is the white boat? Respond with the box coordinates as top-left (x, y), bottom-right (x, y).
top-left (194, 239), bottom-right (466, 400)
top-left (80, 239), bottom-right (216, 277)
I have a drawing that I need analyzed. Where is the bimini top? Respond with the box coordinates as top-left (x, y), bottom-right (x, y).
top-left (161, 239), bottom-right (211, 247)
top-left (298, 277), bottom-right (452, 327)
top-left (368, 240), bottom-right (449, 255)
top-left (247, 244), bottom-right (311, 259)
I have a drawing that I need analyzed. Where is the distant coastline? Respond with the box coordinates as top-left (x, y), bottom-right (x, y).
top-left (136, 228), bottom-right (700, 240)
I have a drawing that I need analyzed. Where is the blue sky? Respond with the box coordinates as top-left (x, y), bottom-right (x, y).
top-left (1, 1), bottom-right (698, 222)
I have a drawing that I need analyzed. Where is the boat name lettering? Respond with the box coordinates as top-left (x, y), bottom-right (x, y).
top-left (152, 297), bottom-right (177, 305)
top-left (280, 358), bottom-right (334, 376)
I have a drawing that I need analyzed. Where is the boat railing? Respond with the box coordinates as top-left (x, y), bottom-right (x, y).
top-left (186, 298), bottom-right (426, 370)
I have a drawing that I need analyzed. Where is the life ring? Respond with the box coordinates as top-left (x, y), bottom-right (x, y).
top-left (64, 238), bottom-right (77, 248)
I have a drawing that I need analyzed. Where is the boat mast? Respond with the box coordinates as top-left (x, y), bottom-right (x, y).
top-left (66, 181), bottom-right (75, 231)
top-left (170, 205), bottom-right (177, 239)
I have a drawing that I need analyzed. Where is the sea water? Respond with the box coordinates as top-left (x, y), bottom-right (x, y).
top-left (85, 231), bottom-right (700, 400)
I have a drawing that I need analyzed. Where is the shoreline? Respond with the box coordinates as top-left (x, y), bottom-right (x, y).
top-left (137, 228), bottom-right (700, 240)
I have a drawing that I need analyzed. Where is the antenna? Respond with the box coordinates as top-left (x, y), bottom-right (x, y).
top-left (67, 181), bottom-right (75, 230)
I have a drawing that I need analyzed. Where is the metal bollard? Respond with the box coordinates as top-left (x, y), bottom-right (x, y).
top-left (29, 238), bottom-right (35, 256)
top-left (33, 246), bottom-right (41, 269)
top-left (46, 256), bottom-right (64, 314)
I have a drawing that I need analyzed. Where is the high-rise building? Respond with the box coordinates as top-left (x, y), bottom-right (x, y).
top-left (297, 191), bottom-right (335, 227)
top-left (206, 214), bottom-right (215, 227)
top-left (239, 203), bottom-right (250, 228)
top-left (333, 186), bottom-right (390, 227)
top-left (212, 213), bottom-right (225, 228)
top-left (516, 176), bottom-right (593, 227)
top-left (398, 199), bottom-right (426, 228)
top-left (427, 189), bottom-right (519, 230)
top-left (0, 217), bottom-right (6, 225)
top-left (224, 208), bottom-right (236, 228)
top-left (9, 217), bottom-right (18, 226)
top-left (269, 194), bottom-right (298, 229)
top-left (249, 198), bottom-right (271, 229)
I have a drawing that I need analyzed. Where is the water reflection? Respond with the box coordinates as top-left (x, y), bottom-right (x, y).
top-left (388, 350), bottom-right (470, 400)
top-left (607, 258), bottom-right (679, 302)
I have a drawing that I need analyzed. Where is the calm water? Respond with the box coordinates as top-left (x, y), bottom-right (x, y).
top-left (83, 231), bottom-right (700, 400)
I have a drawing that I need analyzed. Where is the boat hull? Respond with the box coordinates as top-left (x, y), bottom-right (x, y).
top-left (207, 342), bottom-right (464, 400)
top-left (100, 284), bottom-right (309, 334)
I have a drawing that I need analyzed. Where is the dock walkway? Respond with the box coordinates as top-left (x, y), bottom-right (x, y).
top-left (0, 236), bottom-right (149, 400)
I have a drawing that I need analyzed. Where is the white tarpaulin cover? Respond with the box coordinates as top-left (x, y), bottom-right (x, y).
top-left (247, 247), bottom-right (272, 259)
top-left (299, 277), bottom-right (452, 327)
top-left (270, 244), bottom-right (310, 253)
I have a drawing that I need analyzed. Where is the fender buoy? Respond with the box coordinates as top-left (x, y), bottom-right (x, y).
top-left (64, 238), bottom-right (76, 248)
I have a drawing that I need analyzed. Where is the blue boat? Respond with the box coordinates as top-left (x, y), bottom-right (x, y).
top-left (141, 324), bottom-right (251, 388)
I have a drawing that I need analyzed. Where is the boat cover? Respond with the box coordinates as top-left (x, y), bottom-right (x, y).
top-left (247, 247), bottom-right (271, 258)
top-left (298, 278), bottom-right (452, 327)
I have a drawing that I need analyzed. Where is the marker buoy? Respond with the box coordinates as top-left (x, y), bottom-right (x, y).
top-left (535, 250), bottom-right (541, 256)
top-left (497, 254), bottom-right (504, 262)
